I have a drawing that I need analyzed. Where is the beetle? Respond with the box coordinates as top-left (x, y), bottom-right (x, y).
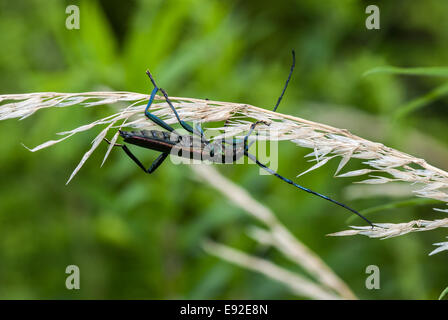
top-left (104, 51), bottom-right (374, 227)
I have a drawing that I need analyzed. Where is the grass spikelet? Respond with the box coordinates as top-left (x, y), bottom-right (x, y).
top-left (1, 91), bottom-right (448, 254)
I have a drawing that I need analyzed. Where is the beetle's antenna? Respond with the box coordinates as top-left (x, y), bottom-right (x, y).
top-left (145, 71), bottom-right (185, 127)
top-left (273, 50), bottom-right (295, 112)
top-left (145, 70), bottom-right (158, 89)
top-left (245, 151), bottom-right (374, 227)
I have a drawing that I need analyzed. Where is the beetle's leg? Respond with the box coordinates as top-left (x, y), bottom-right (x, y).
top-left (144, 71), bottom-right (176, 132)
top-left (103, 138), bottom-right (123, 147)
top-left (244, 151), bottom-right (374, 227)
top-left (224, 50), bottom-right (294, 150)
top-left (145, 70), bottom-right (195, 134)
top-left (158, 87), bottom-right (202, 136)
top-left (272, 50), bottom-right (295, 112)
top-left (243, 121), bottom-right (269, 151)
top-left (224, 117), bottom-right (232, 128)
top-left (124, 149), bottom-right (169, 174)
top-left (104, 138), bottom-right (168, 174)
top-left (145, 71), bottom-right (208, 141)
top-left (194, 122), bottom-right (205, 137)
top-left (221, 121), bottom-right (264, 153)
top-left (144, 86), bottom-right (176, 132)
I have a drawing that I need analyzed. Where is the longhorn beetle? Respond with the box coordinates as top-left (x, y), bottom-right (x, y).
top-left (104, 51), bottom-right (374, 227)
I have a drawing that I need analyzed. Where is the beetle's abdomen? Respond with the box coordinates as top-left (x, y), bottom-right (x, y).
top-left (120, 129), bottom-right (181, 143)
top-left (119, 130), bottom-right (201, 154)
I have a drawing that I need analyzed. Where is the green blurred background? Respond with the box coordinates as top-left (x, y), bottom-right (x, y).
top-left (1, 0), bottom-right (448, 299)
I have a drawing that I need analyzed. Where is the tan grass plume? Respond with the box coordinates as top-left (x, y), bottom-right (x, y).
top-left (1, 91), bottom-right (447, 255)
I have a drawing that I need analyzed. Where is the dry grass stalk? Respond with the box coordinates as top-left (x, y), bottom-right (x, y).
top-left (202, 239), bottom-right (340, 300)
top-left (1, 91), bottom-right (447, 254)
top-left (192, 164), bottom-right (355, 299)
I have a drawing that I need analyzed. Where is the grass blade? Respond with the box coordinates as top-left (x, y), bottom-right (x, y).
top-left (345, 198), bottom-right (442, 224)
top-left (394, 82), bottom-right (448, 118)
top-left (364, 66), bottom-right (448, 78)
top-left (439, 286), bottom-right (448, 300)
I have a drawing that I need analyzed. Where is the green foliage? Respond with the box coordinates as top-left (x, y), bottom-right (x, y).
top-left (364, 66), bottom-right (448, 118)
top-left (0, 0), bottom-right (448, 299)
top-left (363, 66), bottom-right (448, 78)
top-left (439, 286), bottom-right (448, 300)
top-left (346, 198), bottom-right (441, 225)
